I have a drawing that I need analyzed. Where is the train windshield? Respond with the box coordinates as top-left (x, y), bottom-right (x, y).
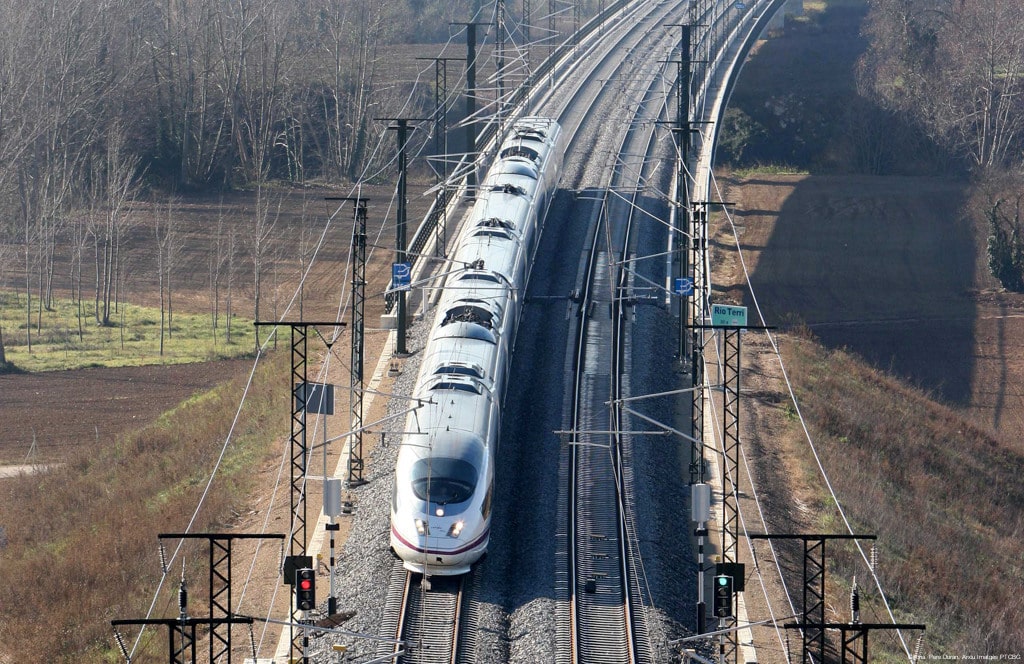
top-left (411, 457), bottom-right (477, 505)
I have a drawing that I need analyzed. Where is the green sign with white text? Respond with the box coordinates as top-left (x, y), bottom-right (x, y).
top-left (711, 304), bottom-right (747, 327)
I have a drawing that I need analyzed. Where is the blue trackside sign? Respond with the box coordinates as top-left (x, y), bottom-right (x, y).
top-left (392, 262), bottom-right (412, 290)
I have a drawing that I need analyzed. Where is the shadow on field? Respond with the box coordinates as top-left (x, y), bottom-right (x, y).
top-left (744, 175), bottom-right (975, 406)
top-left (723, 1), bottom-right (976, 405)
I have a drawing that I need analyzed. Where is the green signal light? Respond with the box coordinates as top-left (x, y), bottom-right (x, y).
top-left (718, 576), bottom-right (728, 586)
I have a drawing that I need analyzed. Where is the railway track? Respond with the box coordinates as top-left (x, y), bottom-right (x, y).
top-left (370, 0), bottom-right (759, 661)
top-left (561, 8), bottom-right (683, 664)
top-left (376, 561), bottom-right (479, 664)
top-left (372, 2), bottom-right (691, 662)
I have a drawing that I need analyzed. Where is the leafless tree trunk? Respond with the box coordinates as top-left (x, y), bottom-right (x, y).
top-left (0, 245), bottom-right (10, 367)
top-left (226, 226), bottom-right (236, 346)
top-left (90, 125), bottom-right (141, 327)
top-left (72, 213), bottom-right (89, 341)
top-left (935, 0), bottom-right (1024, 169)
top-left (208, 203), bottom-right (233, 347)
top-left (163, 198), bottom-right (185, 339)
top-left (21, 173), bottom-right (34, 352)
top-left (147, 0), bottom-right (233, 185)
top-left (216, 0), bottom-right (298, 185)
top-left (154, 205), bottom-right (168, 355)
top-left (249, 184), bottom-right (279, 351)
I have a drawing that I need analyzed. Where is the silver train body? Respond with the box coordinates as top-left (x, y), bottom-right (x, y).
top-left (390, 117), bottom-right (564, 575)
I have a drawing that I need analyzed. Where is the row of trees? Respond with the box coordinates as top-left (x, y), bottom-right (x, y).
top-left (0, 0), bottom-right (479, 365)
top-left (0, 0), bottom-right (597, 366)
top-left (860, 0), bottom-right (1024, 171)
top-left (0, 0), bottom-right (465, 196)
top-left (859, 0), bottom-right (1024, 289)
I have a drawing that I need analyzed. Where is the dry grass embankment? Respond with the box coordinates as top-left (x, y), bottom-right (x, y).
top-left (774, 330), bottom-right (1024, 658)
top-left (0, 350), bottom-right (289, 662)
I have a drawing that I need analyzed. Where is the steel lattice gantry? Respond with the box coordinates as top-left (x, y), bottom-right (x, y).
top-left (325, 195), bottom-right (370, 487)
top-left (717, 327), bottom-right (741, 664)
top-left (252, 319), bottom-right (345, 660)
top-left (349, 198), bottom-right (368, 486)
top-left (750, 533), bottom-right (878, 664)
top-left (111, 617), bottom-right (251, 664)
top-left (158, 533), bottom-right (285, 664)
top-left (291, 325), bottom-right (308, 560)
top-left (720, 327), bottom-right (741, 567)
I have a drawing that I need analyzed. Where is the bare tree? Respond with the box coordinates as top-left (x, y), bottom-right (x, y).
top-left (934, 0), bottom-right (1024, 168)
top-left (145, 0), bottom-right (234, 185)
top-left (249, 185), bottom-right (279, 350)
top-left (90, 126), bottom-right (142, 327)
top-left (154, 200), bottom-right (170, 354)
top-left (0, 244), bottom-right (11, 369)
top-left (862, 0), bottom-right (1024, 169)
top-left (208, 204), bottom-right (229, 346)
top-left (71, 211), bottom-right (88, 341)
top-left (164, 199), bottom-right (186, 339)
top-left (314, 0), bottom-right (406, 178)
top-left (226, 224), bottom-right (237, 346)
top-left (216, 0), bottom-right (299, 184)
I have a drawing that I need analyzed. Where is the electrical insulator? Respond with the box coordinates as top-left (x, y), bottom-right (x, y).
top-left (850, 577), bottom-right (860, 624)
top-left (114, 630), bottom-right (130, 661)
top-left (178, 579), bottom-right (188, 621)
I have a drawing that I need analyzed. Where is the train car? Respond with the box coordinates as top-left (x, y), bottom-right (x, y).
top-left (390, 117), bottom-right (563, 575)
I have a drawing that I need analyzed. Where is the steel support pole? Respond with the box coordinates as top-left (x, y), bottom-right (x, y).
top-left (751, 533), bottom-right (879, 664)
top-left (720, 328), bottom-right (741, 664)
top-left (154, 533), bottom-right (283, 663)
top-left (465, 23), bottom-right (480, 192)
top-left (209, 537), bottom-right (231, 663)
top-left (689, 202), bottom-right (708, 486)
top-left (291, 326), bottom-right (308, 561)
top-left (350, 200), bottom-right (367, 484)
top-left (804, 538), bottom-right (826, 664)
top-left (497, 0), bottom-right (506, 135)
top-left (721, 328), bottom-right (741, 567)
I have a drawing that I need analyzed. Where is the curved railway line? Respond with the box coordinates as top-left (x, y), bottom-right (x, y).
top-left (557, 3), bottom-right (689, 663)
top-left (565, 65), bottom-right (677, 664)
top-left (353, 1), bottom-right (788, 662)
top-left (374, 1), bottom-right (690, 661)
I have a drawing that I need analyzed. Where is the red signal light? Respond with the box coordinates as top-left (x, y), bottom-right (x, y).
top-left (294, 568), bottom-right (316, 611)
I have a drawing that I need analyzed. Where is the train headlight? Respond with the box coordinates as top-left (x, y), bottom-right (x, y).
top-left (448, 520), bottom-right (465, 538)
top-left (414, 519), bottom-right (429, 536)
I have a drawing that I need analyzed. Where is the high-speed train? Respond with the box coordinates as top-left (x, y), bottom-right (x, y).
top-left (390, 117), bottom-right (563, 575)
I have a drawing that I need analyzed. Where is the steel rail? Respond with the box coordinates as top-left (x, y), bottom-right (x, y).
top-left (565, 12), bottom-right (683, 663)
